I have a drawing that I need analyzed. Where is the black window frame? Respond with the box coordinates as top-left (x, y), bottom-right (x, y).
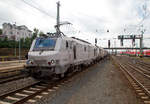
top-left (66, 41), bottom-right (69, 48)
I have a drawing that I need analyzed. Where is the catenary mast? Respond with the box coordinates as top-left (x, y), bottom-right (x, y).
top-left (56, 1), bottom-right (60, 35)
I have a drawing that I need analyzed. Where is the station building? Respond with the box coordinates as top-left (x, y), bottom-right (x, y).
top-left (2, 23), bottom-right (32, 41)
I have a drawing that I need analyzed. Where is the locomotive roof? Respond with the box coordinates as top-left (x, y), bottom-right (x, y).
top-left (62, 36), bottom-right (92, 46)
top-left (71, 37), bottom-right (91, 45)
top-left (38, 32), bottom-right (99, 48)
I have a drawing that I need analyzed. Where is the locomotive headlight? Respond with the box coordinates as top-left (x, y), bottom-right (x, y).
top-left (48, 59), bottom-right (59, 65)
top-left (48, 59), bottom-right (55, 65)
top-left (51, 59), bottom-right (55, 64)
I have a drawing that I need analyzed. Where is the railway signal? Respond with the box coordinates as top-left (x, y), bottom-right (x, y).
top-left (95, 38), bottom-right (97, 45)
top-left (118, 34), bottom-right (144, 57)
top-left (121, 39), bottom-right (123, 46)
top-left (132, 38), bottom-right (135, 46)
top-left (108, 40), bottom-right (110, 48)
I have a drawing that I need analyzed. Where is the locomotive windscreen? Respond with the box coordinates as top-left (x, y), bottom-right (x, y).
top-left (33, 38), bottom-right (57, 51)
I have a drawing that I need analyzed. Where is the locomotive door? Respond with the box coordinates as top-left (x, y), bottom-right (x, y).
top-left (73, 45), bottom-right (76, 59)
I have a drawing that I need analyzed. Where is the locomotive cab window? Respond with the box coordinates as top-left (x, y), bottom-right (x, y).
top-left (33, 38), bottom-right (57, 51)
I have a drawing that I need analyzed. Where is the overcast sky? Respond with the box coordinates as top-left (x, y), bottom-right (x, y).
top-left (0, 0), bottom-right (150, 47)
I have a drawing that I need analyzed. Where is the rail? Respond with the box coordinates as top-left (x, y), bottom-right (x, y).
top-left (112, 56), bottom-right (150, 103)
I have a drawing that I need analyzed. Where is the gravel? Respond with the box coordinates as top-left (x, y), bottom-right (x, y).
top-left (35, 58), bottom-right (141, 104)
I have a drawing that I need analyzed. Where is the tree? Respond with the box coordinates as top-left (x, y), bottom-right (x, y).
top-left (39, 31), bottom-right (44, 36)
top-left (20, 38), bottom-right (24, 48)
top-left (0, 29), bottom-right (2, 35)
top-left (34, 28), bottom-right (39, 34)
top-left (0, 28), bottom-right (46, 49)
top-left (32, 28), bottom-right (39, 40)
top-left (2, 37), bottom-right (9, 48)
top-left (0, 38), bottom-right (2, 48)
top-left (24, 37), bottom-right (32, 48)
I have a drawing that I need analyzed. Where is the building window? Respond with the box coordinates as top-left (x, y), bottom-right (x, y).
top-left (84, 47), bottom-right (86, 52)
top-left (10, 31), bottom-right (13, 34)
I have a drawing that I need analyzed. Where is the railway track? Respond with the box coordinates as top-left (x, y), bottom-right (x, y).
top-left (0, 64), bottom-right (93, 104)
top-left (0, 80), bottom-right (48, 104)
top-left (0, 68), bottom-right (28, 84)
top-left (128, 57), bottom-right (150, 68)
top-left (112, 56), bottom-right (150, 104)
top-left (117, 56), bottom-right (150, 73)
top-left (125, 56), bottom-right (150, 74)
top-left (0, 56), bottom-right (109, 104)
top-left (0, 77), bottom-right (63, 104)
top-left (0, 69), bottom-right (24, 79)
top-left (0, 62), bottom-right (27, 84)
top-left (127, 63), bottom-right (150, 76)
top-left (135, 61), bottom-right (150, 71)
top-left (0, 74), bottom-right (29, 84)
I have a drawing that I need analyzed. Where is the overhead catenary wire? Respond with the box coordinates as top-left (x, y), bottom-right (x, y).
top-left (0, 0), bottom-right (56, 28)
top-left (21, 0), bottom-right (55, 19)
top-left (0, 0), bottom-right (42, 25)
top-left (22, 0), bottom-right (82, 34)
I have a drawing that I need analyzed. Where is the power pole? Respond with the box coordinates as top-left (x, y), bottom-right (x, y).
top-left (54, 2), bottom-right (72, 36)
top-left (14, 22), bottom-right (16, 57)
top-left (114, 38), bottom-right (117, 55)
top-left (19, 38), bottom-right (21, 61)
top-left (140, 29), bottom-right (145, 57)
top-left (56, 1), bottom-right (60, 35)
